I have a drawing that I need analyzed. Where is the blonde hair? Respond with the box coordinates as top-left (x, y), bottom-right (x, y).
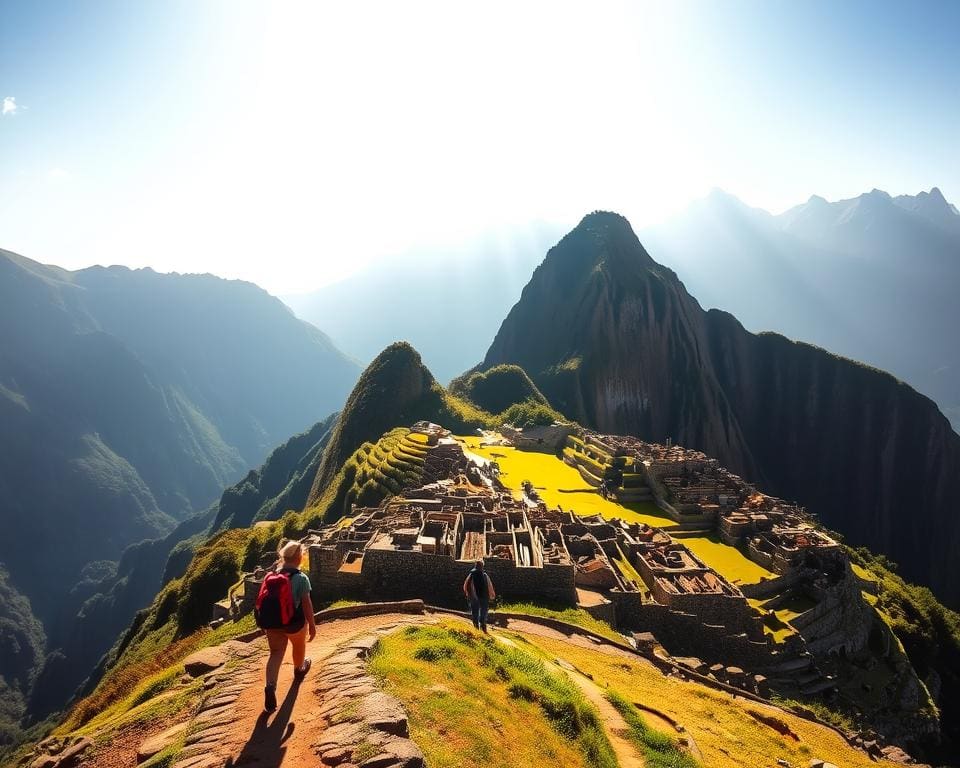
top-left (279, 540), bottom-right (303, 564)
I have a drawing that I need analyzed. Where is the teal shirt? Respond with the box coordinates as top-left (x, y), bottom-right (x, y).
top-left (283, 568), bottom-right (311, 607)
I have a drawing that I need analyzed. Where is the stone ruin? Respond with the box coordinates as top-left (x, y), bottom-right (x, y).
top-left (217, 424), bottom-right (880, 701)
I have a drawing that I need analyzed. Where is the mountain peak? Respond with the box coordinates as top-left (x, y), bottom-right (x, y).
top-left (306, 341), bottom-right (441, 507)
top-left (892, 186), bottom-right (960, 232)
top-left (576, 209), bottom-right (635, 235)
top-left (561, 210), bottom-right (656, 275)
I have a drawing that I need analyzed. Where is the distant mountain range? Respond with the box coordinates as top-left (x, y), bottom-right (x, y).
top-left (481, 211), bottom-right (960, 609)
top-left (3, 187), bottom-right (959, 747)
top-left (9, 208), bottom-right (960, 764)
top-left (641, 187), bottom-right (960, 431)
top-left (284, 188), bottom-right (960, 435)
top-left (0, 251), bottom-right (359, 738)
top-left (282, 225), bottom-right (561, 383)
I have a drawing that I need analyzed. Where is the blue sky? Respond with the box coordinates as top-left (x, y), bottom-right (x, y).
top-left (1, 0), bottom-right (958, 293)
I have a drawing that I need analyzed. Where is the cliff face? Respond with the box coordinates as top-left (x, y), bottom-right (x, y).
top-left (483, 211), bottom-right (960, 607)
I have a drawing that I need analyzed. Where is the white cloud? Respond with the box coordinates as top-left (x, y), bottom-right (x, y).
top-left (2, 96), bottom-right (22, 115)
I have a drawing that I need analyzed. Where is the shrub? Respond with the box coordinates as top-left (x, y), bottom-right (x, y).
top-left (174, 530), bottom-right (251, 636)
top-left (413, 641), bottom-right (458, 662)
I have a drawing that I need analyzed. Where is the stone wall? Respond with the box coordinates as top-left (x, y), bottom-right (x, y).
top-left (740, 571), bottom-right (802, 599)
top-left (313, 545), bottom-right (578, 607)
top-left (790, 568), bottom-right (872, 656)
top-left (626, 603), bottom-right (774, 670)
top-left (649, 587), bottom-right (762, 639)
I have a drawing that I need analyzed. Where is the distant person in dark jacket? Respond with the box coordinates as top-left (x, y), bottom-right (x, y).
top-left (463, 560), bottom-right (496, 632)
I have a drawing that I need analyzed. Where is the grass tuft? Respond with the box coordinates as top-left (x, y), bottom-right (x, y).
top-left (606, 689), bottom-right (702, 768)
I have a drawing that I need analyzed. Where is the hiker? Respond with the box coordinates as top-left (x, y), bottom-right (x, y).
top-left (463, 559), bottom-right (496, 632)
top-left (255, 540), bottom-right (316, 713)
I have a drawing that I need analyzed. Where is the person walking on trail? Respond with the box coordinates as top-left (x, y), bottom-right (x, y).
top-left (463, 560), bottom-right (496, 632)
top-left (254, 540), bottom-right (316, 713)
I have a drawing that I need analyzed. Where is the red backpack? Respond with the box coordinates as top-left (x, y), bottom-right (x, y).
top-left (254, 568), bottom-right (304, 630)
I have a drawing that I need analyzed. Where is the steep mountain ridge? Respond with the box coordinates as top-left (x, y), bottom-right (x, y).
top-left (0, 249), bottom-right (359, 743)
top-left (641, 188), bottom-right (960, 430)
top-left (484, 211), bottom-right (960, 607)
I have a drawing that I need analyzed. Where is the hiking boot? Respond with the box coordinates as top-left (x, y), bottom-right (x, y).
top-left (481, 624), bottom-right (488, 633)
top-left (294, 658), bottom-right (312, 680)
top-left (264, 684), bottom-right (277, 713)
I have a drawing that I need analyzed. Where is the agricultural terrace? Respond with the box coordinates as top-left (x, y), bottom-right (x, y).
top-left (346, 428), bottom-right (429, 508)
top-left (456, 435), bottom-right (678, 529)
top-left (677, 534), bottom-right (775, 586)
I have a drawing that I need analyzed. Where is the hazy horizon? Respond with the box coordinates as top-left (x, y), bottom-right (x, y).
top-left (3, 1), bottom-right (959, 295)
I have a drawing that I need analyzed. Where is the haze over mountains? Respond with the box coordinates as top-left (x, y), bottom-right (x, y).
top-left (2, 187), bottom-right (959, 753)
top-left (283, 225), bottom-right (561, 383)
top-left (282, 187), bottom-right (960, 441)
top-left (0, 251), bottom-right (358, 739)
top-left (641, 187), bottom-right (960, 431)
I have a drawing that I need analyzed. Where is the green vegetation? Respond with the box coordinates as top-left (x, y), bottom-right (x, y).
top-left (306, 342), bottom-right (503, 505)
top-left (369, 623), bottom-right (617, 768)
top-left (0, 567), bottom-right (46, 747)
top-left (495, 601), bottom-right (625, 644)
top-left (499, 399), bottom-right (564, 428)
top-left (527, 633), bottom-right (885, 768)
top-left (847, 546), bottom-right (960, 753)
top-left (348, 429), bottom-right (427, 508)
top-left (449, 364), bottom-right (550, 414)
top-left (606, 689), bottom-right (701, 768)
top-left (847, 547), bottom-right (960, 675)
top-left (449, 365), bottom-right (563, 427)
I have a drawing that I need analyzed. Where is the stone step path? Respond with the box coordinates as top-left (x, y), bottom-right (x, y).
top-left (159, 613), bottom-right (430, 768)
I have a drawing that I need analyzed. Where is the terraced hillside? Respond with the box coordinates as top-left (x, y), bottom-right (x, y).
top-left (459, 435), bottom-right (675, 529)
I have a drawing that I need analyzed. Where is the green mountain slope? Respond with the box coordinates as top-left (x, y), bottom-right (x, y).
top-left (481, 211), bottom-right (960, 610)
top-left (449, 363), bottom-right (550, 414)
top-left (0, 249), bottom-right (359, 743)
top-left (11, 336), bottom-right (960, 765)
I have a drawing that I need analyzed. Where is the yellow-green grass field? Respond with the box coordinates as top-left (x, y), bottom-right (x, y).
top-left (523, 633), bottom-right (899, 768)
top-left (456, 436), bottom-right (678, 529)
top-left (678, 534), bottom-right (775, 586)
top-left (369, 623), bottom-right (617, 768)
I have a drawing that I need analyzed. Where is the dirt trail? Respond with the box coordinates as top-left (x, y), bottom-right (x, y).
top-left (226, 613), bottom-right (430, 768)
top-left (558, 667), bottom-right (647, 768)
top-left (159, 613), bottom-right (429, 768)
top-left (84, 610), bottom-right (739, 768)
top-left (194, 612), bottom-right (658, 768)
